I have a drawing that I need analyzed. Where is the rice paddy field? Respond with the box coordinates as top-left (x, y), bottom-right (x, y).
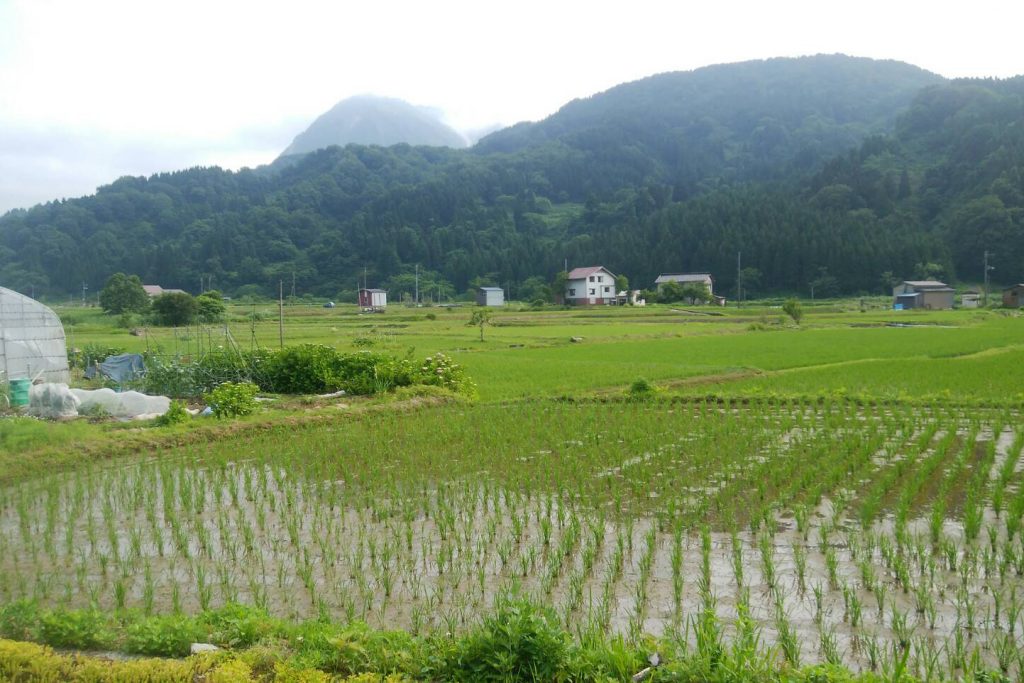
top-left (4, 301), bottom-right (1024, 680)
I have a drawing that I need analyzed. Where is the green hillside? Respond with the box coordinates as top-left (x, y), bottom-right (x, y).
top-left (1, 55), bottom-right (1021, 300)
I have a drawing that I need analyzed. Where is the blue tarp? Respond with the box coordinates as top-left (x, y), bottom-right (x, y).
top-left (84, 353), bottom-right (146, 383)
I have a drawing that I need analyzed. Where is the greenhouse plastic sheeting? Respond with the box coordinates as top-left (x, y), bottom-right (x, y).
top-left (0, 287), bottom-right (70, 383)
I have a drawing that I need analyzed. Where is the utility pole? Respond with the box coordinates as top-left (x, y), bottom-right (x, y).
top-left (736, 251), bottom-right (742, 304)
top-left (415, 264), bottom-right (419, 306)
top-left (278, 280), bottom-right (284, 348)
top-left (291, 271), bottom-right (296, 302)
top-left (81, 282), bottom-right (88, 306)
top-left (983, 250), bottom-right (995, 307)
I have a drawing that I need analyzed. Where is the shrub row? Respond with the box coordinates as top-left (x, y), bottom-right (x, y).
top-left (143, 346), bottom-right (476, 399)
top-left (0, 598), bottom-right (973, 682)
top-left (0, 639), bottom-right (408, 682)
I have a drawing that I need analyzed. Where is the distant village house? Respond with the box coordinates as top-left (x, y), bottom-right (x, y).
top-left (892, 280), bottom-right (954, 310)
top-left (565, 266), bottom-right (617, 305)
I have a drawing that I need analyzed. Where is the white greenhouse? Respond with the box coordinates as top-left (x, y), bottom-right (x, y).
top-left (0, 287), bottom-right (70, 383)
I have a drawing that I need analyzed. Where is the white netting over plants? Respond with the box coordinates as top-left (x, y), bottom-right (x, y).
top-left (0, 287), bottom-right (70, 383)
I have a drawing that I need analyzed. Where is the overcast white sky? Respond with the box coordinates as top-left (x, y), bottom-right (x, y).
top-left (2, 0), bottom-right (1023, 214)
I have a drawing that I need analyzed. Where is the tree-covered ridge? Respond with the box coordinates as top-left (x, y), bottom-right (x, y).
top-left (476, 54), bottom-right (943, 195)
top-left (806, 77), bottom-right (1024, 285)
top-left (0, 57), bottom-right (1021, 300)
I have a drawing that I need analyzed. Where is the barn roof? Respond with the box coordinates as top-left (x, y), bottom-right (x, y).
top-left (655, 273), bottom-right (713, 284)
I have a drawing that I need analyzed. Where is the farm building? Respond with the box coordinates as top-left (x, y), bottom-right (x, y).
top-left (892, 281), bottom-right (955, 310)
top-left (654, 273), bottom-right (725, 305)
top-left (565, 266), bottom-right (617, 305)
top-left (142, 285), bottom-right (188, 297)
top-left (358, 288), bottom-right (387, 310)
top-left (655, 273), bottom-right (714, 294)
top-left (476, 287), bottom-right (505, 307)
top-left (0, 286), bottom-right (70, 383)
top-left (1003, 285), bottom-right (1024, 308)
top-left (961, 291), bottom-right (981, 308)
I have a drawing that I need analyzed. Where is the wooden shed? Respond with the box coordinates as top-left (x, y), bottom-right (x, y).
top-left (1003, 284), bottom-right (1024, 308)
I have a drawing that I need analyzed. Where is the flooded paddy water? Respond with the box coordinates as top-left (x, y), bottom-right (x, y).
top-left (1, 399), bottom-right (1022, 678)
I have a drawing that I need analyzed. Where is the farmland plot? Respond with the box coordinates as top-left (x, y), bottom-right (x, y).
top-left (2, 400), bottom-right (1023, 678)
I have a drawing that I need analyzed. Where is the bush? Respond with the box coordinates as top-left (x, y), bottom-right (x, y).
top-left (201, 604), bottom-right (276, 649)
top-left (449, 597), bottom-right (568, 682)
top-left (197, 291), bottom-right (227, 323)
top-left (152, 292), bottom-right (199, 326)
top-left (783, 298), bottom-right (804, 325)
top-left (628, 377), bottom-right (657, 400)
top-left (37, 608), bottom-right (110, 649)
top-left (204, 382), bottom-right (259, 418)
top-left (156, 399), bottom-right (190, 426)
top-left (336, 351), bottom-right (413, 395)
top-left (125, 614), bottom-right (202, 656)
top-left (263, 344), bottom-right (342, 394)
top-left (415, 353), bottom-right (476, 397)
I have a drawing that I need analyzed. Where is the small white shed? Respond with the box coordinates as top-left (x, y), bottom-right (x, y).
top-left (0, 287), bottom-right (70, 383)
top-left (476, 287), bottom-right (505, 307)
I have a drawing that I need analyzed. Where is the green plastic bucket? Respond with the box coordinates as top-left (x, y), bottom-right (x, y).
top-left (8, 378), bottom-right (30, 408)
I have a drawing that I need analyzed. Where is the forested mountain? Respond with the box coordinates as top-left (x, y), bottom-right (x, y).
top-left (477, 55), bottom-right (942, 197)
top-left (280, 95), bottom-right (467, 157)
top-left (1, 55), bottom-right (1021, 302)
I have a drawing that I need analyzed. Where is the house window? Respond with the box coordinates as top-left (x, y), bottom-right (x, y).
top-left (597, 276), bottom-right (603, 282)
top-left (604, 286), bottom-right (610, 293)
top-left (569, 288), bottom-right (576, 296)
top-left (589, 288), bottom-right (595, 295)
top-left (589, 276), bottom-right (595, 282)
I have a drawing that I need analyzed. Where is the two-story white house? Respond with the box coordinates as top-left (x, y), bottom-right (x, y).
top-left (565, 266), bottom-right (617, 305)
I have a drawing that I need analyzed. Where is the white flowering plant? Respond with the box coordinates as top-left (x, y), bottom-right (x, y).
top-left (415, 353), bottom-right (477, 398)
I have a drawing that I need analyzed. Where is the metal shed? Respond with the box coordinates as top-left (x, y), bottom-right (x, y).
top-left (0, 287), bottom-right (70, 383)
top-left (892, 281), bottom-right (955, 310)
top-left (358, 288), bottom-right (387, 310)
top-left (476, 287), bottom-right (505, 307)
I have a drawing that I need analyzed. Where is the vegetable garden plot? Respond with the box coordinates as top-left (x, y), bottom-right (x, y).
top-left (1, 400), bottom-right (1023, 678)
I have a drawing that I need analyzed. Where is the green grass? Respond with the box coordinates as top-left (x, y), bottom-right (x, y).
top-left (54, 302), bottom-right (1024, 403)
top-left (677, 344), bottom-right (1024, 403)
